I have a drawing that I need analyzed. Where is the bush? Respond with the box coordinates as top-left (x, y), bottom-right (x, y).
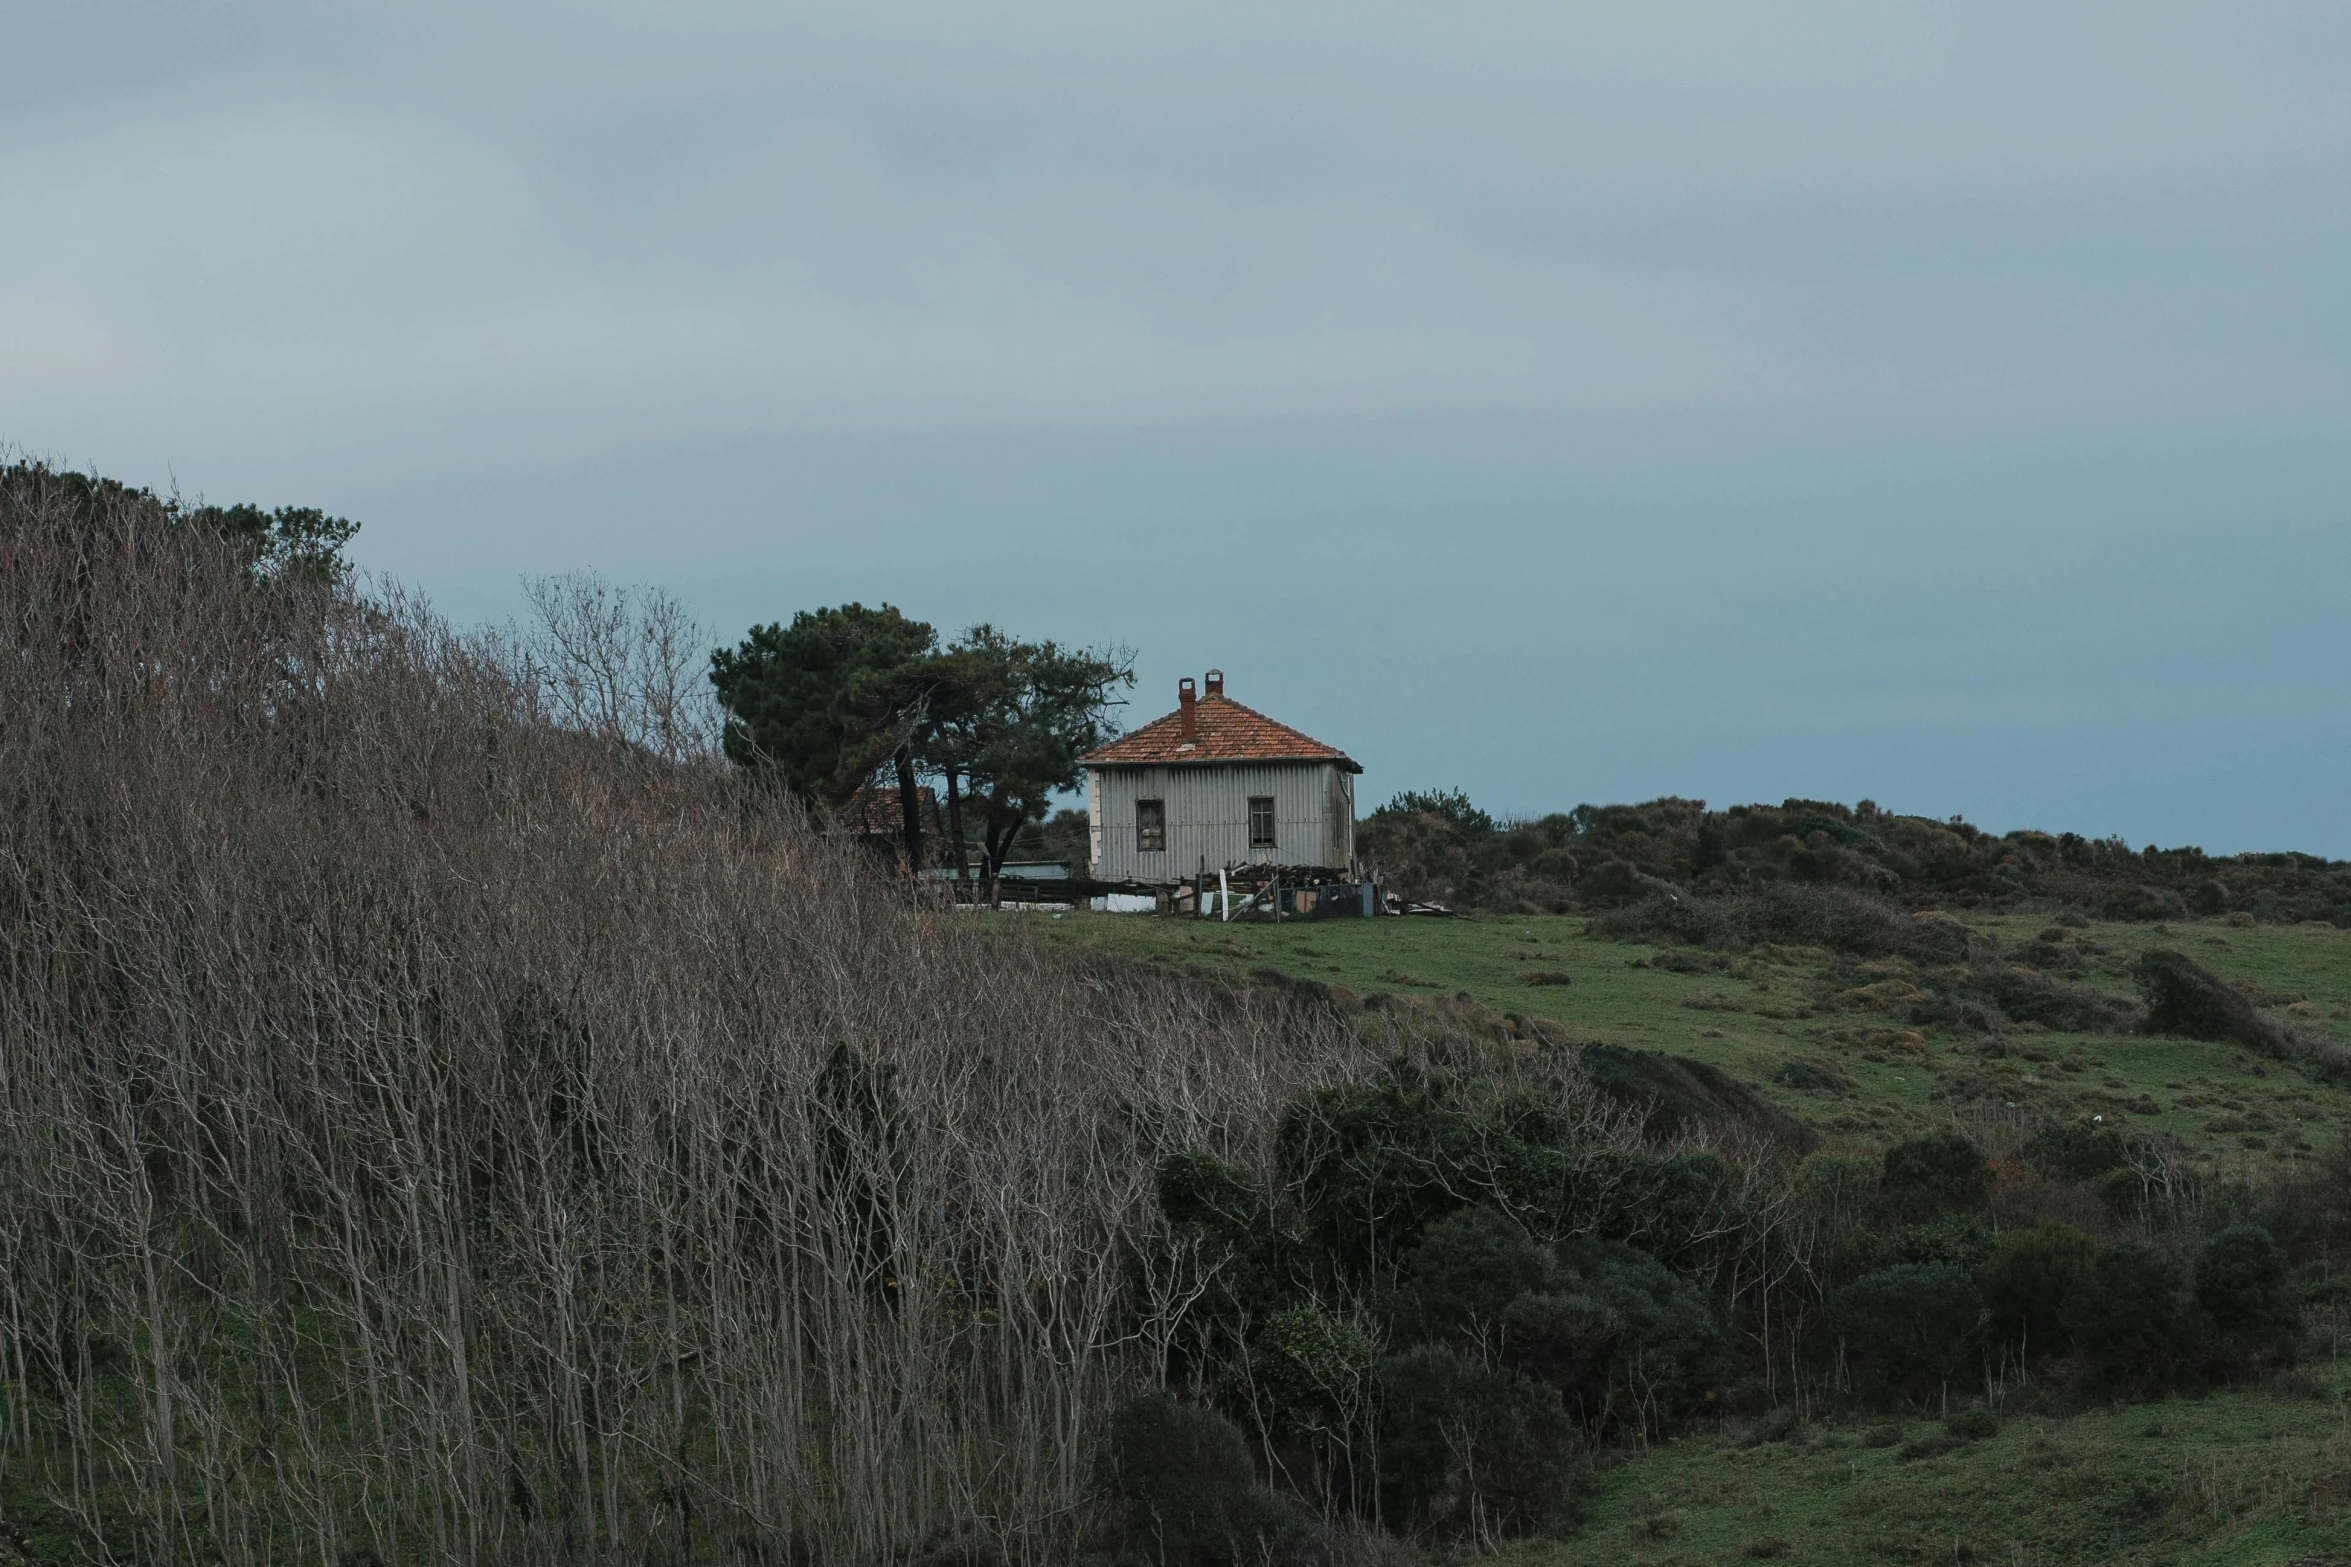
top-left (1386, 1206), bottom-right (1556, 1350)
top-left (2195, 1224), bottom-right (2301, 1364)
top-left (1593, 884), bottom-right (1978, 964)
top-left (1513, 1238), bottom-right (1723, 1435)
top-left (1151, 1152), bottom-right (1312, 1372)
top-left (1829, 1264), bottom-right (1985, 1395)
top-left (1872, 1216), bottom-right (1995, 1271)
top-left (1799, 1152), bottom-right (1882, 1217)
top-left (1943, 1408), bottom-right (2000, 1441)
top-left (1956, 962), bottom-right (2143, 1033)
top-left (2262, 1132), bottom-right (2351, 1271)
top-left (2026, 1119), bottom-right (2129, 1182)
top-left (1107, 1394), bottom-right (1302, 1567)
top-left (1377, 1347), bottom-right (1577, 1537)
top-left (2135, 949), bottom-right (2290, 1054)
top-left (1229, 1307), bottom-right (1380, 1443)
top-left (1980, 1225), bottom-right (2100, 1356)
top-left (1575, 1046), bottom-right (1816, 1149)
top-left (1274, 1080), bottom-right (1498, 1276)
top-left (1579, 1149), bottom-right (1735, 1265)
top-left (1387, 1211), bottom-right (1722, 1440)
top-left (1377, 788), bottom-right (1495, 836)
top-left (1881, 1133), bottom-right (1992, 1220)
top-left (2065, 1243), bottom-right (2200, 1392)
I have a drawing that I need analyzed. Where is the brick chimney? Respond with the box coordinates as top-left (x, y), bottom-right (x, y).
top-left (1178, 677), bottom-right (1197, 740)
top-left (1204, 668), bottom-right (1224, 698)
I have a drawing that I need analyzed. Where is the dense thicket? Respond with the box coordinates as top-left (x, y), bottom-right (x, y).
top-left (1361, 791), bottom-right (2351, 922)
top-left (0, 465), bottom-right (1362, 1565)
top-left (1133, 1055), bottom-right (2333, 1549)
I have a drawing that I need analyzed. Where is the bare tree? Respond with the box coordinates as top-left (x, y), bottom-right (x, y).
top-left (514, 568), bottom-right (722, 764)
top-left (0, 467), bottom-right (1372, 1566)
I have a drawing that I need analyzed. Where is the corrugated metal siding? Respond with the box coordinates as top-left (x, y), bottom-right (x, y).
top-left (1088, 761), bottom-right (1354, 882)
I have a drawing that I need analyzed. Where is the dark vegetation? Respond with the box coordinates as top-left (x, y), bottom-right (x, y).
top-left (1123, 1026), bottom-right (2342, 1557)
top-left (1361, 789), bottom-right (2351, 924)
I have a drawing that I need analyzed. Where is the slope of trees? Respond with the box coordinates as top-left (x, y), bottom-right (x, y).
top-left (0, 464), bottom-right (1352, 1564)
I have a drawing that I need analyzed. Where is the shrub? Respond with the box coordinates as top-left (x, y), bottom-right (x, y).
top-left (2026, 1118), bottom-right (2129, 1182)
top-left (2262, 1132), bottom-right (2351, 1270)
top-left (1377, 1347), bottom-right (1577, 1536)
top-left (1579, 1148), bottom-right (1736, 1264)
top-left (1872, 1216), bottom-right (1995, 1271)
top-left (1275, 1080), bottom-right (1497, 1276)
top-left (1830, 1264), bottom-right (1985, 1394)
top-left (1376, 788), bottom-right (1495, 836)
top-left (1228, 1307), bottom-right (1380, 1443)
top-left (1107, 1395), bottom-right (1303, 1567)
top-left (1386, 1206), bottom-right (1556, 1349)
top-left (2065, 1243), bottom-right (2200, 1392)
top-left (1773, 1058), bottom-right (1850, 1094)
top-left (1799, 1152), bottom-right (1882, 1217)
top-left (1957, 963), bottom-right (2143, 1033)
top-left (1387, 1211), bottom-right (1722, 1440)
top-left (1575, 1047), bottom-right (1816, 1149)
top-left (1593, 884), bottom-right (1978, 963)
top-left (1737, 1405), bottom-right (1801, 1447)
top-left (2195, 1224), bottom-right (2301, 1363)
top-left (1514, 1238), bottom-right (1723, 1435)
top-left (1881, 1133), bottom-right (1992, 1220)
top-left (1151, 1151), bottom-right (1313, 1368)
top-left (1980, 1224), bottom-right (2100, 1356)
top-left (1943, 1408), bottom-right (2000, 1441)
top-left (2135, 949), bottom-right (2290, 1054)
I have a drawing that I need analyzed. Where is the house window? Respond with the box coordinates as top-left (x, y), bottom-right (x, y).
top-left (1248, 796), bottom-right (1276, 849)
top-left (1136, 798), bottom-right (1166, 853)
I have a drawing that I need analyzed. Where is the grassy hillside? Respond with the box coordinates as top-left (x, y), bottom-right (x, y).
top-left (1020, 907), bottom-right (2351, 1167)
top-left (1521, 1357), bottom-right (2351, 1566)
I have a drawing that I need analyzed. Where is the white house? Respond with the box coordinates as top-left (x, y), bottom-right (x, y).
top-left (1081, 670), bottom-right (1361, 885)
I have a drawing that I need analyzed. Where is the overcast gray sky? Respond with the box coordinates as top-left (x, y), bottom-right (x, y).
top-left (8, 4), bottom-right (2349, 851)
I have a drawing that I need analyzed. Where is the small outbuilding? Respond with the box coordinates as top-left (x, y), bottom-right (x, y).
top-left (1081, 670), bottom-right (1362, 885)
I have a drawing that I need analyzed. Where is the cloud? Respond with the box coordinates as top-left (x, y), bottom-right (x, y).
top-left (0, 113), bottom-right (757, 432)
top-left (8, 3), bottom-right (2346, 458)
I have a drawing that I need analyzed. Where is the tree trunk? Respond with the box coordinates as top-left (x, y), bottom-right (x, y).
top-left (983, 812), bottom-right (1011, 909)
top-left (944, 767), bottom-right (971, 887)
top-left (893, 747), bottom-right (923, 872)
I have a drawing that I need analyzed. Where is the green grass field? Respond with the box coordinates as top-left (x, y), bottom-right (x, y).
top-left (1514, 1357), bottom-right (2351, 1566)
top-left (1014, 907), bottom-right (2351, 1167)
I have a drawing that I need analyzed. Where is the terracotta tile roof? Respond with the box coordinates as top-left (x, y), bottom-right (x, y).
top-left (1083, 695), bottom-right (1360, 771)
